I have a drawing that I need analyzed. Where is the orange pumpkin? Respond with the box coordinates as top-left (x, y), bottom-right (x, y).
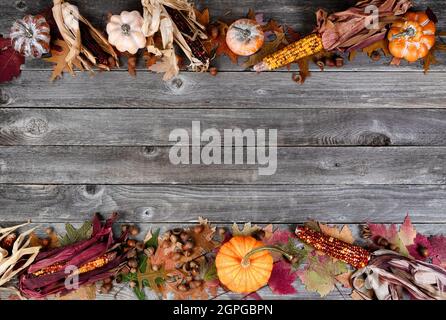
top-left (216, 236), bottom-right (273, 293)
top-left (388, 11), bottom-right (436, 62)
top-left (226, 19), bottom-right (264, 56)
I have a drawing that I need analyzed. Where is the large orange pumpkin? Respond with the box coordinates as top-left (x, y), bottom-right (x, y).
top-left (216, 236), bottom-right (273, 293)
top-left (388, 11), bottom-right (436, 62)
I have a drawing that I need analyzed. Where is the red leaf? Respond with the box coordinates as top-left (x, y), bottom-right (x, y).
top-left (268, 261), bottom-right (298, 295)
top-left (264, 229), bottom-right (293, 246)
top-left (408, 233), bottom-right (446, 267)
top-left (367, 222), bottom-right (398, 242)
top-left (0, 36), bottom-right (25, 83)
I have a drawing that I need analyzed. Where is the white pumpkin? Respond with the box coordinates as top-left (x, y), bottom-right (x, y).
top-left (106, 11), bottom-right (146, 54)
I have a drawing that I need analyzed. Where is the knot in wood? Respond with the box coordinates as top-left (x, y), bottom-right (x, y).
top-left (24, 118), bottom-right (48, 136)
top-left (15, 0), bottom-right (27, 11)
top-left (85, 185), bottom-right (98, 195)
top-left (171, 78), bottom-right (183, 89)
top-left (358, 132), bottom-right (391, 146)
top-left (0, 89), bottom-right (11, 105)
top-left (143, 146), bottom-right (157, 156)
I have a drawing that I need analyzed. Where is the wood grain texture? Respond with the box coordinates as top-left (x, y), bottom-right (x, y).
top-left (1, 71), bottom-right (445, 109)
top-left (3, 108), bottom-right (446, 146)
top-left (2, 184), bottom-right (446, 223)
top-left (2, 146), bottom-right (446, 184)
top-left (1, 0), bottom-right (445, 72)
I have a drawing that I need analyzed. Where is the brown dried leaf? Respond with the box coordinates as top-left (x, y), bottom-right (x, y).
top-left (190, 217), bottom-right (218, 253)
top-left (29, 230), bottom-right (60, 249)
top-left (423, 50), bottom-right (438, 74)
top-left (362, 39), bottom-right (390, 58)
top-left (43, 39), bottom-right (83, 81)
top-left (213, 21), bottom-right (238, 64)
top-left (58, 285), bottom-right (96, 300)
top-left (232, 222), bottom-right (261, 237)
top-left (195, 8), bottom-right (210, 27)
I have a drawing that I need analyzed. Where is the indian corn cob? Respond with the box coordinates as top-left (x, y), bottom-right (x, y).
top-left (254, 33), bottom-right (324, 71)
top-left (32, 252), bottom-right (117, 277)
top-left (296, 226), bottom-right (371, 269)
top-left (164, 6), bottom-right (210, 66)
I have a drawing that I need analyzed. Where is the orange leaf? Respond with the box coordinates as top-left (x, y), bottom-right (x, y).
top-left (195, 8), bottom-right (210, 27)
top-left (362, 39), bottom-right (390, 57)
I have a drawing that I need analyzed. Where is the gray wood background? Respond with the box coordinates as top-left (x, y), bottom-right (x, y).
top-left (1, 0), bottom-right (446, 300)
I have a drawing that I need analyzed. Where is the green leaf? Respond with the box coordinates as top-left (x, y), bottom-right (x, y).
top-left (59, 221), bottom-right (93, 246)
top-left (138, 254), bottom-right (148, 273)
top-left (133, 286), bottom-right (146, 300)
top-left (145, 228), bottom-right (160, 249)
top-left (203, 262), bottom-right (218, 281)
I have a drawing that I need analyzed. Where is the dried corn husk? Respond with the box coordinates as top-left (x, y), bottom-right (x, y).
top-left (316, 0), bottom-right (412, 52)
top-left (141, 0), bottom-right (209, 80)
top-left (19, 213), bottom-right (127, 298)
top-left (0, 222), bottom-right (40, 287)
top-left (52, 0), bottom-right (118, 71)
top-left (352, 250), bottom-right (446, 300)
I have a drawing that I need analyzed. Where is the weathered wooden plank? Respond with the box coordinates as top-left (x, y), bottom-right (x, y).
top-left (2, 146), bottom-right (446, 184)
top-left (2, 0), bottom-right (445, 72)
top-left (1, 71), bottom-right (445, 109)
top-left (3, 184), bottom-right (446, 223)
top-left (3, 108), bottom-right (446, 146)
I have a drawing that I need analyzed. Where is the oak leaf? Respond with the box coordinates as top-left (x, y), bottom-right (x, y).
top-left (43, 39), bottom-right (83, 81)
top-left (232, 222), bottom-right (261, 236)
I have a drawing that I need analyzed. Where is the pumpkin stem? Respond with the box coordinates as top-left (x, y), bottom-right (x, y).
top-left (392, 26), bottom-right (416, 39)
top-left (241, 246), bottom-right (293, 267)
top-left (232, 26), bottom-right (251, 39)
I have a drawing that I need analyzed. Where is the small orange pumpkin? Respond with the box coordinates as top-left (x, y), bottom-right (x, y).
top-left (226, 19), bottom-right (264, 56)
top-left (388, 11), bottom-right (436, 62)
top-left (215, 236), bottom-right (273, 293)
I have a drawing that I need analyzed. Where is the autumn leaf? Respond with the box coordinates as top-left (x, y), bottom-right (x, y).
top-left (0, 36), bottom-right (25, 83)
top-left (58, 285), bottom-right (96, 300)
top-left (195, 8), bottom-right (210, 26)
top-left (362, 39), bottom-right (390, 57)
top-left (298, 252), bottom-right (348, 297)
top-left (319, 223), bottom-right (355, 244)
top-left (232, 222), bottom-right (261, 236)
top-left (263, 228), bottom-right (293, 246)
top-left (213, 21), bottom-right (238, 64)
top-left (148, 50), bottom-right (179, 81)
top-left (44, 39), bottom-right (83, 81)
top-left (335, 271), bottom-right (353, 289)
top-left (136, 261), bottom-right (169, 296)
top-left (59, 221), bottom-right (92, 246)
top-left (190, 217), bottom-right (218, 253)
top-left (268, 261), bottom-right (298, 295)
top-left (407, 233), bottom-right (446, 267)
top-left (398, 215), bottom-right (417, 246)
top-left (29, 230), bottom-right (60, 249)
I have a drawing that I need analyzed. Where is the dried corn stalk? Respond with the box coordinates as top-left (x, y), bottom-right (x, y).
top-left (52, 0), bottom-right (118, 72)
top-left (141, 0), bottom-right (209, 80)
top-left (0, 222), bottom-right (40, 287)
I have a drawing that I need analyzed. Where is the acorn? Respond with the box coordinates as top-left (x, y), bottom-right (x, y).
top-left (115, 274), bottom-right (123, 284)
top-left (127, 239), bottom-right (137, 248)
top-left (189, 280), bottom-right (202, 289)
top-left (135, 241), bottom-right (145, 252)
top-left (120, 266), bottom-right (130, 275)
top-left (126, 249), bottom-right (137, 259)
top-left (210, 25), bottom-right (219, 40)
top-left (209, 67), bottom-right (218, 76)
top-left (172, 228), bottom-right (183, 236)
top-left (161, 240), bottom-right (171, 249)
top-left (130, 267), bottom-right (137, 274)
top-left (152, 264), bottom-right (159, 271)
top-left (45, 227), bottom-right (53, 235)
top-left (128, 258), bottom-right (138, 269)
top-left (418, 245), bottom-right (429, 258)
top-left (218, 227), bottom-right (226, 236)
top-left (359, 225), bottom-right (371, 239)
top-left (129, 280), bottom-right (137, 288)
top-left (370, 51), bottom-right (381, 61)
top-left (129, 225), bottom-right (140, 236)
top-left (335, 56), bottom-right (344, 67)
